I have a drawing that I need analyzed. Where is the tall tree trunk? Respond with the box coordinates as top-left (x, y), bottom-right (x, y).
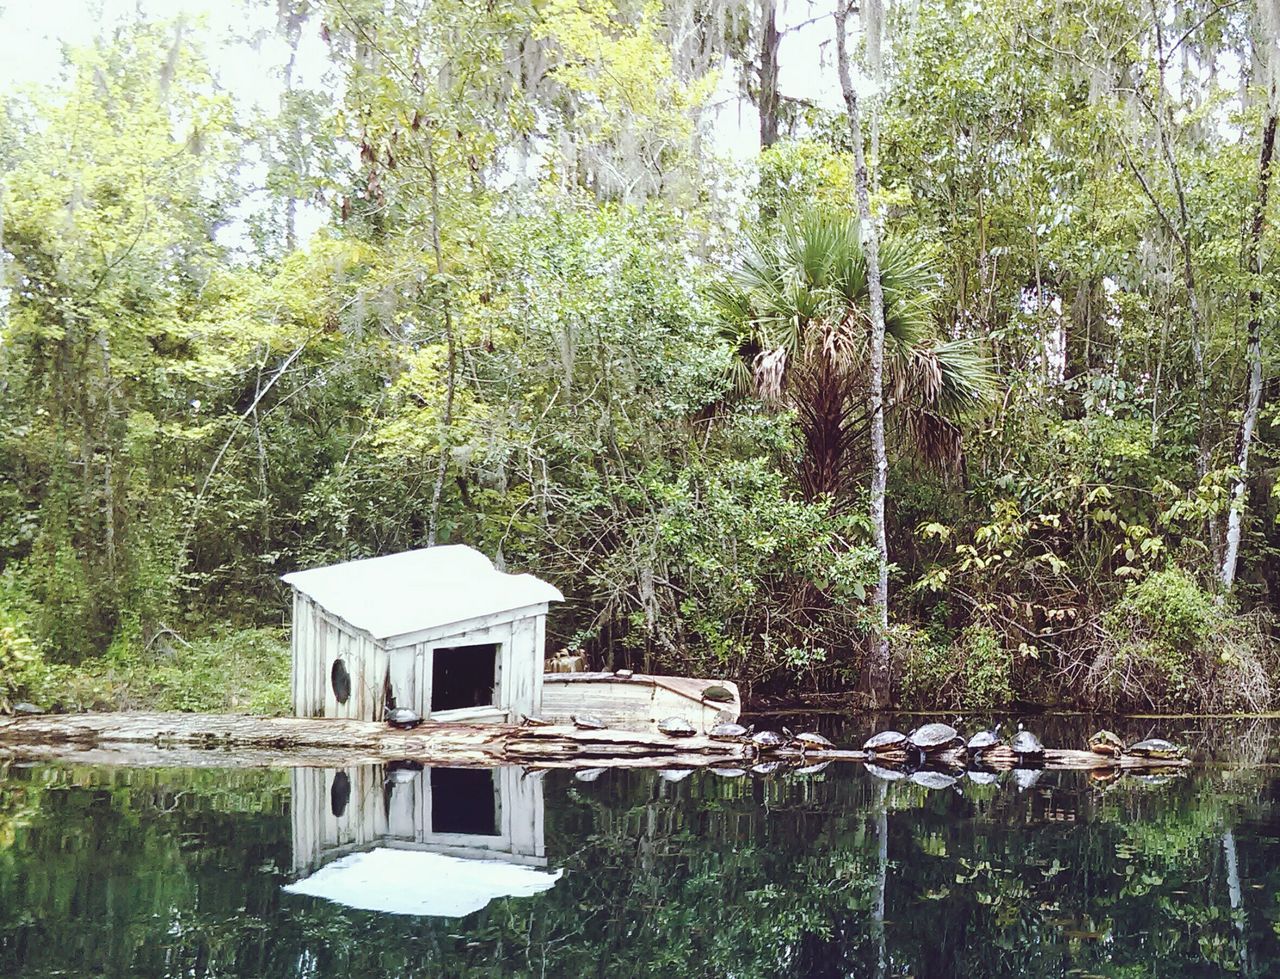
top-left (836, 0), bottom-right (891, 706)
top-left (872, 779), bottom-right (888, 979)
top-left (758, 0), bottom-right (780, 148)
top-left (1223, 829), bottom-right (1250, 973)
top-left (1221, 109), bottom-right (1276, 591)
top-left (0, 178), bottom-right (7, 334)
top-left (425, 132), bottom-right (456, 547)
top-left (1155, 28), bottom-right (1210, 485)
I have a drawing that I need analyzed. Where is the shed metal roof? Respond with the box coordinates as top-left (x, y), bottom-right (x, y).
top-left (281, 545), bottom-right (563, 641)
top-left (283, 847), bottom-right (562, 917)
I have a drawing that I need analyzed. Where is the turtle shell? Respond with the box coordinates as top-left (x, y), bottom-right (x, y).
top-left (520, 714), bottom-right (554, 727)
top-left (385, 760), bottom-right (423, 784)
top-left (1128, 738), bottom-right (1185, 759)
top-left (791, 731), bottom-right (834, 749)
top-left (911, 770), bottom-right (959, 790)
top-left (795, 761), bottom-right (831, 775)
top-left (751, 729), bottom-right (787, 749)
top-left (658, 716), bottom-right (697, 737)
top-left (967, 728), bottom-right (1002, 751)
top-left (386, 708), bottom-right (422, 729)
top-left (863, 730), bottom-right (909, 753)
top-left (865, 763), bottom-right (909, 781)
top-left (1010, 729), bottom-right (1044, 755)
top-left (1088, 730), bottom-right (1125, 756)
top-left (571, 714), bottom-right (606, 730)
top-left (1013, 768), bottom-right (1043, 790)
top-left (708, 722), bottom-right (750, 741)
top-left (911, 722), bottom-right (961, 751)
top-left (702, 684), bottom-right (736, 703)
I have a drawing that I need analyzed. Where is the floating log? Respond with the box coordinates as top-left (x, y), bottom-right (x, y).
top-left (0, 711), bottom-right (1190, 772)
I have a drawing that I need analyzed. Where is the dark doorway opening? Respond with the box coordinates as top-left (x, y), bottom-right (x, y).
top-left (431, 643), bottom-right (497, 712)
top-left (431, 768), bottom-right (498, 835)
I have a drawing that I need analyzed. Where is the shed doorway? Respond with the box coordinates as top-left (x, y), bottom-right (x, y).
top-left (431, 643), bottom-right (498, 713)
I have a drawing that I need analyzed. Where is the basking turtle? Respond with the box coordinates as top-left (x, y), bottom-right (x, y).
top-left (863, 730), bottom-right (910, 754)
top-left (702, 684), bottom-right (736, 703)
top-left (967, 725), bottom-right (1004, 756)
top-left (574, 767), bottom-right (606, 782)
top-left (789, 730), bottom-right (835, 755)
top-left (12, 702), bottom-right (43, 716)
top-left (520, 714), bottom-right (555, 728)
top-left (1010, 724), bottom-right (1045, 759)
top-left (385, 708), bottom-right (423, 730)
top-left (750, 729), bottom-right (787, 754)
top-left (710, 766), bottom-right (748, 779)
top-left (911, 770), bottom-right (959, 790)
top-left (1012, 767), bottom-right (1043, 791)
top-left (1088, 730), bottom-right (1125, 757)
top-left (385, 760), bottom-right (423, 784)
top-left (865, 762), bottom-right (909, 782)
top-left (751, 760), bottom-right (785, 776)
top-left (571, 714), bottom-right (607, 731)
top-left (657, 716), bottom-right (697, 738)
top-left (1128, 738), bottom-right (1186, 760)
top-left (708, 721), bottom-right (752, 742)
top-left (910, 722), bottom-right (963, 753)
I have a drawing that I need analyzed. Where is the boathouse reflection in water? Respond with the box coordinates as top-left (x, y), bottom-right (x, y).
top-left (284, 764), bottom-right (560, 917)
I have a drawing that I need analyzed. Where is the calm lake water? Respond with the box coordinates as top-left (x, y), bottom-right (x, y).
top-left (2, 714), bottom-right (1280, 977)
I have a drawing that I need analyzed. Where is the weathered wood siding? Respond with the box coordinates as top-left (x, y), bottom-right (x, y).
top-left (291, 588), bottom-right (549, 723)
top-left (291, 763), bottom-right (547, 876)
top-left (291, 764), bottom-right (389, 875)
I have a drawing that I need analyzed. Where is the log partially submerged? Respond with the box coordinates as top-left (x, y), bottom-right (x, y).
top-left (0, 711), bottom-right (1190, 772)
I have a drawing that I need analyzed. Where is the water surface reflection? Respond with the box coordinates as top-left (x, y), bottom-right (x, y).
top-left (0, 715), bottom-right (1278, 976)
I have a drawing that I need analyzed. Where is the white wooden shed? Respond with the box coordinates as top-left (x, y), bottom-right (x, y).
top-left (282, 545), bottom-right (563, 723)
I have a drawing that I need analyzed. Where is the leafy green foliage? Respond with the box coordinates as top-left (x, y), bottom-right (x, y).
top-left (1091, 570), bottom-right (1276, 711)
top-left (0, 0), bottom-right (1277, 711)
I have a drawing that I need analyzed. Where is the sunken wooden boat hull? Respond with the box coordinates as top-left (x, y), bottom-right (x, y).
top-left (539, 672), bottom-right (741, 734)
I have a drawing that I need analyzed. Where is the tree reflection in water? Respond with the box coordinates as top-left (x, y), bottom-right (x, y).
top-left (1, 716), bottom-right (1280, 976)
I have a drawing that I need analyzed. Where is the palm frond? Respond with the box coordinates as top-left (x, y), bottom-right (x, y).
top-left (712, 205), bottom-right (1003, 498)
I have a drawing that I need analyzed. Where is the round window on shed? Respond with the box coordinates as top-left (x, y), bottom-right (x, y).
top-left (331, 771), bottom-right (351, 818)
top-left (331, 658), bottom-right (351, 705)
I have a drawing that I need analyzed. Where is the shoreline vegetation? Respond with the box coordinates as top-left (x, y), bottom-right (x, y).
top-left (2, 1), bottom-right (1278, 718)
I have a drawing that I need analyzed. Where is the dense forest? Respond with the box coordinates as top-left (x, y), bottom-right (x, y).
top-left (1, 0), bottom-right (1277, 714)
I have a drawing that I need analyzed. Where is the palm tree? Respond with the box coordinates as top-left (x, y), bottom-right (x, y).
top-left (714, 210), bottom-right (994, 506)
